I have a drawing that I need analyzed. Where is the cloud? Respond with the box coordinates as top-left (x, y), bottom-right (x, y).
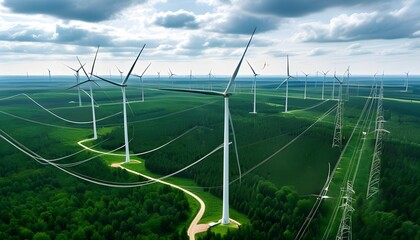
top-left (55, 26), bottom-right (113, 46)
top-left (2, 0), bottom-right (147, 22)
top-left (154, 10), bottom-right (199, 29)
top-left (292, 2), bottom-right (420, 42)
top-left (345, 43), bottom-right (372, 55)
top-left (237, 0), bottom-right (392, 18)
top-left (307, 48), bottom-right (332, 56)
top-left (0, 23), bottom-right (113, 46)
top-left (211, 11), bottom-right (279, 34)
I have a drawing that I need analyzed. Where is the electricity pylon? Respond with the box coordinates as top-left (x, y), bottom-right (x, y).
top-left (336, 181), bottom-right (355, 240)
top-left (367, 81), bottom-right (389, 199)
top-left (332, 73), bottom-right (344, 148)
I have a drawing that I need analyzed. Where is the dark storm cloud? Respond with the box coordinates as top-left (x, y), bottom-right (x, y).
top-left (239, 0), bottom-right (392, 18)
top-left (154, 10), bottom-right (199, 29)
top-left (2, 0), bottom-right (146, 22)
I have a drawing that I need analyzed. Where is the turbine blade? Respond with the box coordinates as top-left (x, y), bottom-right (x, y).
top-left (77, 63), bottom-right (86, 72)
top-left (132, 74), bottom-right (141, 78)
top-left (246, 60), bottom-right (257, 76)
top-left (93, 74), bottom-right (124, 87)
top-left (275, 78), bottom-right (288, 90)
top-left (223, 27), bottom-right (256, 94)
top-left (91, 80), bottom-right (101, 88)
top-left (229, 109), bottom-right (241, 183)
top-left (65, 64), bottom-right (77, 72)
top-left (123, 44), bottom-right (146, 85)
top-left (77, 56), bottom-right (90, 80)
top-left (161, 88), bottom-right (224, 96)
top-left (67, 79), bottom-right (90, 89)
top-left (141, 62), bottom-right (152, 77)
top-left (90, 45), bottom-right (100, 77)
top-left (286, 55), bottom-right (290, 77)
top-left (80, 88), bottom-right (92, 99)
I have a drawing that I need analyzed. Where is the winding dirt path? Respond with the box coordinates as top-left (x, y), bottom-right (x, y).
top-left (118, 163), bottom-right (209, 240)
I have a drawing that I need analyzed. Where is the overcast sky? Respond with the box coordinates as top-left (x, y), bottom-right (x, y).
top-left (0, 0), bottom-right (419, 76)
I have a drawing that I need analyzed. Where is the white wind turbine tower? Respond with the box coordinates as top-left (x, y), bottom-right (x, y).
top-left (94, 44), bottom-right (146, 163)
top-left (133, 62), bottom-right (151, 102)
top-left (66, 63), bottom-right (85, 107)
top-left (208, 69), bottom-right (214, 91)
top-left (168, 68), bottom-right (175, 87)
top-left (404, 71), bottom-right (409, 92)
top-left (276, 55), bottom-right (294, 113)
top-left (116, 66), bottom-right (124, 82)
top-left (302, 71), bottom-right (309, 100)
top-left (157, 71), bottom-right (161, 88)
top-left (321, 70), bottom-right (329, 100)
top-left (71, 46), bottom-right (100, 140)
top-left (163, 28), bottom-right (256, 225)
top-left (48, 69), bottom-right (51, 81)
top-left (189, 69), bottom-right (193, 89)
top-left (246, 60), bottom-right (259, 114)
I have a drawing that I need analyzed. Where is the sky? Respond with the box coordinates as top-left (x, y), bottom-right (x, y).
top-left (0, 0), bottom-right (419, 77)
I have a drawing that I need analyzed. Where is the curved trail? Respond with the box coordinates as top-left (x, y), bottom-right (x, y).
top-left (119, 164), bottom-right (207, 239)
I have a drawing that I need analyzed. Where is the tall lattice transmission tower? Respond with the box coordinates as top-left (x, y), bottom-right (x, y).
top-left (336, 181), bottom-right (355, 240)
top-left (367, 81), bottom-right (389, 199)
top-left (332, 72), bottom-right (344, 148)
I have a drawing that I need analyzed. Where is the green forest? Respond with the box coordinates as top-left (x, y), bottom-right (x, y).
top-left (0, 81), bottom-right (419, 239)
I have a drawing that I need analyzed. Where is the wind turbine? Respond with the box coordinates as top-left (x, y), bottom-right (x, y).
top-left (116, 66), bottom-right (124, 82)
top-left (321, 70), bottom-right (329, 100)
top-left (189, 69), bottom-right (193, 89)
top-left (66, 63), bottom-right (86, 107)
top-left (71, 46), bottom-right (100, 140)
top-left (276, 55), bottom-right (294, 113)
top-left (404, 71), bottom-right (409, 92)
top-left (208, 69), bottom-right (214, 91)
top-left (169, 68), bottom-right (175, 87)
top-left (302, 71), bottom-right (309, 100)
top-left (162, 28), bottom-right (256, 225)
top-left (133, 62), bottom-right (151, 102)
top-left (94, 44), bottom-right (146, 163)
top-left (157, 71), bottom-right (161, 88)
top-left (246, 60), bottom-right (259, 114)
top-left (48, 69), bottom-right (51, 82)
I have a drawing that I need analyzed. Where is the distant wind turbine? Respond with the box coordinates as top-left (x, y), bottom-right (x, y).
top-left (66, 63), bottom-right (86, 107)
top-left (276, 55), bottom-right (295, 113)
top-left (169, 68), bottom-right (176, 87)
top-left (246, 60), bottom-right (259, 114)
top-left (321, 70), bottom-right (329, 100)
top-left (157, 71), bottom-right (161, 88)
top-left (404, 71), bottom-right (409, 92)
top-left (133, 62), bottom-right (151, 102)
top-left (302, 72), bottom-right (309, 100)
top-left (189, 69), bottom-right (193, 89)
top-left (94, 44), bottom-right (146, 163)
top-left (162, 28), bottom-right (256, 225)
top-left (48, 69), bottom-right (51, 82)
top-left (70, 46), bottom-right (100, 140)
top-left (116, 66), bottom-right (124, 82)
top-left (208, 69), bottom-right (214, 91)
